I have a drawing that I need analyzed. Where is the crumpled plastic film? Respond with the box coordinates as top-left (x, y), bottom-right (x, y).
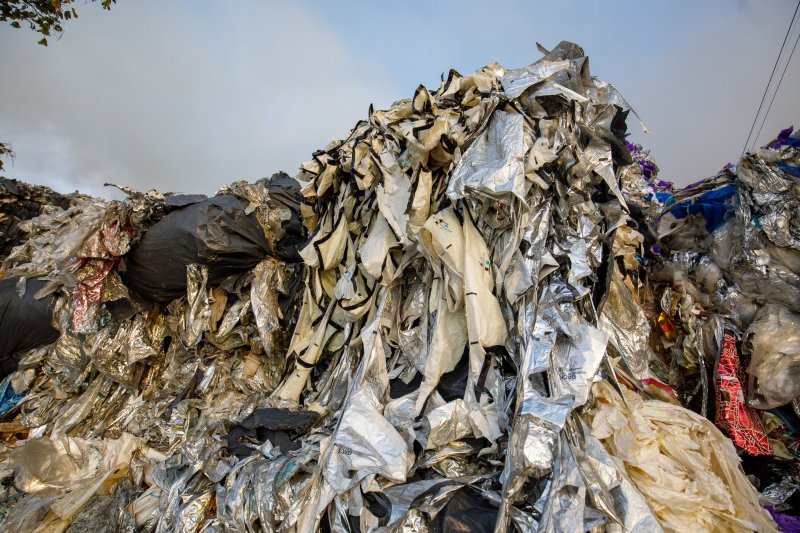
top-left (446, 110), bottom-right (528, 202)
top-left (587, 380), bottom-right (777, 532)
top-left (579, 421), bottom-right (663, 532)
top-left (598, 266), bottom-right (655, 381)
top-left (745, 303), bottom-right (800, 409)
top-left (538, 432), bottom-right (590, 532)
top-left (0, 178), bottom-right (91, 263)
top-left (181, 264), bottom-right (211, 348)
top-left (2, 433), bottom-right (149, 531)
top-left (250, 257), bottom-right (289, 358)
top-left (2, 199), bottom-right (107, 283)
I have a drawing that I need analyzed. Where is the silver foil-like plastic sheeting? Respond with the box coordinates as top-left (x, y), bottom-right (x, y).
top-left (500, 391), bottom-right (573, 500)
top-left (446, 111), bottom-right (528, 203)
top-left (181, 264), bottom-right (211, 348)
top-left (2, 200), bottom-right (108, 281)
top-left (598, 267), bottom-right (655, 380)
top-left (501, 41), bottom-right (588, 100)
top-left (250, 257), bottom-right (288, 358)
top-left (549, 315), bottom-right (607, 408)
top-left (537, 432), bottom-right (589, 532)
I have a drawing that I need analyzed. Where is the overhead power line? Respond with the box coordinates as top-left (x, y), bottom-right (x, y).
top-left (753, 30), bottom-right (800, 148)
top-left (742, 0), bottom-right (800, 155)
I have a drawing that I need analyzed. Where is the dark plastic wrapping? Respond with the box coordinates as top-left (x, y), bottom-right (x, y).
top-left (0, 278), bottom-right (59, 377)
top-left (163, 193), bottom-right (208, 208)
top-left (122, 195), bottom-right (270, 303)
top-left (432, 487), bottom-right (498, 533)
top-left (226, 407), bottom-right (319, 457)
top-left (264, 172), bottom-right (305, 263)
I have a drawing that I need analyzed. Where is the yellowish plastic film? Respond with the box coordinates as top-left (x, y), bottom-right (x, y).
top-left (586, 379), bottom-right (777, 532)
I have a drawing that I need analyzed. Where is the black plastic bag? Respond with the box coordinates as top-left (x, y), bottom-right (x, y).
top-left (122, 195), bottom-right (270, 302)
top-left (431, 487), bottom-right (498, 532)
top-left (0, 278), bottom-right (59, 378)
top-left (264, 172), bottom-right (305, 263)
top-left (226, 407), bottom-right (319, 458)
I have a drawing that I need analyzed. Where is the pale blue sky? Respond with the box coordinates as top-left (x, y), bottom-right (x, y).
top-left (1, 0), bottom-right (798, 197)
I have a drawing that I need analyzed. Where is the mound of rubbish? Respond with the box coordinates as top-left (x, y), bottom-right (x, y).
top-left (0, 177), bottom-right (89, 262)
top-left (0, 41), bottom-right (797, 532)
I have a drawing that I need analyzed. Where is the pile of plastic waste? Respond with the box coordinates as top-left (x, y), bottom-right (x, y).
top-left (0, 41), bottom-right (796, 532)
top-left (645, 126), bottom-right (800, 529)
top-left (0, 177), bottom-right (89, 262)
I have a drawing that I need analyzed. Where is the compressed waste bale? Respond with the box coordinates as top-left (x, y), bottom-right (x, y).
top-left (122, 195), bottom-right (270, 302)
top-left (646, 126), bottom-right (800, 459)
top-left (0, 277), bottom-right (59, 378)
top-left (215, 171), bottom-right (306, 263)
top-left (122, 173), bottom-right (305, 303)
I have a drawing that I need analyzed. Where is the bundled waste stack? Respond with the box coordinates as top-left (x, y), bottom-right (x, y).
top-left (646, 127), bottom-right (800, 524)
top-left (0, 41), bottom-right (783, 532)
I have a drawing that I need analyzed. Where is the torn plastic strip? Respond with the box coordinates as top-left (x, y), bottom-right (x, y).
top-left (181, 264), bottom-right (211, 348)
top-left (463, 211), bottom-right (507, 405)
top-left (251, 257), bottom-right (288, 357)
top-left (537, 432), bottom-right (589, 532)
top-left (597, 265), bottom-right (654, 381)
top-left (277, 296), bottom-right (337, 402)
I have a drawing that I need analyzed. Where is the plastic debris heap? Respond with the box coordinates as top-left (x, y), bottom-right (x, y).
top-left (0, 41), bottom-right (797, 532)
top-left (0, 177), bottom-right (90, 262)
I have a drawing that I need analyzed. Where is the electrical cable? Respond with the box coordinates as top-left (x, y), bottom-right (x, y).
top-left (753, 29), bottom-right (800, 147)
top-left (742, 0), bottom-right (800, 154)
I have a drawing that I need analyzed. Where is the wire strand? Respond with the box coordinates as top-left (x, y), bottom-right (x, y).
top-left (742, 0), bottom-right (800, 154)
top-left (753, 30), bottom-right (800, 148)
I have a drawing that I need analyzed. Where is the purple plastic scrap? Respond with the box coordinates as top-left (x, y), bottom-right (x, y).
top-left (766, 506), bottom-right (800, 533)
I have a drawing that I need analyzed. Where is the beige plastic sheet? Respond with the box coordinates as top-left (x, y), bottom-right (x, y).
top-left (587, 380), bottom-right (777, 532)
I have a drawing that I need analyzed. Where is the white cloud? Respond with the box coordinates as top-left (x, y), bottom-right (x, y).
top-left (0, 0), bottom-right (397, 196)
